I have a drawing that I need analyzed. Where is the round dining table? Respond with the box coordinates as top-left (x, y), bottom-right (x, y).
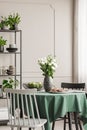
top-left (35, 91), bottom-right (87, 130)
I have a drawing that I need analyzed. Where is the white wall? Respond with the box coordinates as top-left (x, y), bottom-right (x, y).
top-left (0, 0), bottom-right (73, 87)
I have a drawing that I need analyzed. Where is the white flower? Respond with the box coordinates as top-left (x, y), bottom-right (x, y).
top-left (51, 66), bottom-right (56, 70)
top-left (38, 55), bottom-right (58, 78)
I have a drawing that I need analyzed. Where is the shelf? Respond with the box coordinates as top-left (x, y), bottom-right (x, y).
top-left (0, 29), bottom-right (21, 32)
top-left (0, 52), bottom-right (20, 54)
top-left (0, 74), bottom-right (21, 76)
top-left (0, 28), bottom-right (22, 123)
top-left (0, 29), bottom-right (22, 89)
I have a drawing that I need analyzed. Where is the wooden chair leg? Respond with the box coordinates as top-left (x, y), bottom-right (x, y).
top-left (68, 112), bottom-right (72, 130)
top-left (64, 115), bottom-right (66, 130)
top-left (78, 119), bottom-right (83, 130)
top-left (74, 112), bottom-right (79, 130)
top-left (52, 113), bottom-right (73, 130)
top-left (52, 121), bottom-right (55, 130)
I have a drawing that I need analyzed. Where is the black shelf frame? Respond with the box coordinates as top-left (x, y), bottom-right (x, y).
top-left (0, 29), bottom-right (22, 89)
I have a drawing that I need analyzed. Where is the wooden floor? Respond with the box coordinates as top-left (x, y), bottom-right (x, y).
top-left (0, 120), bottom-right (84, 130)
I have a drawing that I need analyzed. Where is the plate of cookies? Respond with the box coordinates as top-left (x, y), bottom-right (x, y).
top-left (49, 87), bottom-right (67, 93)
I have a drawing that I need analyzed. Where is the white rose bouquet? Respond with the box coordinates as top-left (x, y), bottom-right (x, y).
top-left (38, 55), bottom-right (57, 78)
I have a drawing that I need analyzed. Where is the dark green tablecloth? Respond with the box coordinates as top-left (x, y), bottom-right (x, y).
top-left (35, 92), bottom-right (87, 130)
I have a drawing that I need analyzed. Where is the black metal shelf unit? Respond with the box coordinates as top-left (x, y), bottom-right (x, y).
top-left (0, 29), bottom-right (22, 89)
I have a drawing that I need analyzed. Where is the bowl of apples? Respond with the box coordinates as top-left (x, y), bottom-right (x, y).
top-left (23, 82), bottom-right (43, 91)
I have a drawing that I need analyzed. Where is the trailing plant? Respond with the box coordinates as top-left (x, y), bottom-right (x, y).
top-left (2, 78), bottom-right (19, 90)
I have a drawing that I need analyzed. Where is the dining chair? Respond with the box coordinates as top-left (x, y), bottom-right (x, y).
top-left (5, 88), bottom-right (47, 130)
top-left (52, 82), bottom-right (85, 130)
top-left (61, 82), bottom-right (85, 90)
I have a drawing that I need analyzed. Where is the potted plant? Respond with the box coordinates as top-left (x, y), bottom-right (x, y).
top-left (38, 55), bottom-right (58, 92)
top-left (2, 78), bottom-right (19, 90)
top-left (0, 16), bottom-right (9, 30)
top-left (0, 36), bottom-right (7, 52)
top-left (8, 13), bottom-right (21, 30)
